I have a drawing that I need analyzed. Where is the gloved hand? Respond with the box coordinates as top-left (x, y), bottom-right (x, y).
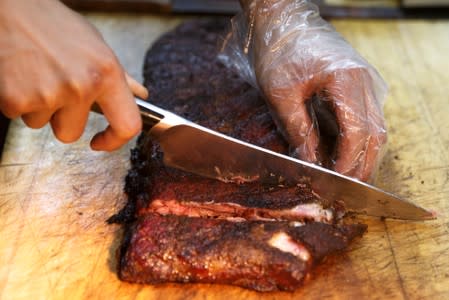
top-left (220, 0), bottom-right (388, 182)
top-left (0, 0), bottom-right (148, 151)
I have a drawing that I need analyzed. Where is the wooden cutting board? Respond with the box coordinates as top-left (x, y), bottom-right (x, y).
top-left (1, 17), bottom-right (449, 299)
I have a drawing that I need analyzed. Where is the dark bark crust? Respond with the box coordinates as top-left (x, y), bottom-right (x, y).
top-left (110, 19), bottom-right (367, 292)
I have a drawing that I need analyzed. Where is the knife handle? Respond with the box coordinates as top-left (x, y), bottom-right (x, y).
top-left (90, 98), bottom-right (163, 131)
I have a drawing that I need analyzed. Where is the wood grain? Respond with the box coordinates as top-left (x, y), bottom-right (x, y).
top-left (0, 17), bottom-right (448, 299)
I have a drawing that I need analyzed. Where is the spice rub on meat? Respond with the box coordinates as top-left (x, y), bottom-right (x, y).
top-left (120, 214), bottom-right (366, 292)
top-left (110, 19), bottom-right (367, 292)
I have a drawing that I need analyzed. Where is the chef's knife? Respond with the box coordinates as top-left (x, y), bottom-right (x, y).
top-left (92, 98), bottom-right (435, 221)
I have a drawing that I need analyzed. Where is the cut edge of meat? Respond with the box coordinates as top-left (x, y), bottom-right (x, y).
top-left (109, 137), bottom-right (341, 225)
top-left (143, 199), bottom-right (334, 223)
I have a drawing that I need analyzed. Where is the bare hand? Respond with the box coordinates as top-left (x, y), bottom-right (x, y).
top-left (0, 0), bottom-right (148, 151)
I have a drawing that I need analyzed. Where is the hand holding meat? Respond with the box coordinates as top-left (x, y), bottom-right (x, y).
top-left (221, 0), bottom-right (388, 182)
top-left (0, 0), bottom-right (148, 151)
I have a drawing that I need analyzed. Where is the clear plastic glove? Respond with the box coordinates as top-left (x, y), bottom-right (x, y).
top-left (220, 0), bottom-right (388, 182)
top-left (0, 0), bottom-right (148, 151)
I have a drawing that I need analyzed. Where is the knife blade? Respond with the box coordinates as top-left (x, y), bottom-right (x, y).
top-left (94, 98), bottom-right (435, 221)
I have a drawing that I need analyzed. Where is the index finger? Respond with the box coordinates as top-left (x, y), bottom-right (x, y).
top-left (90, 71), bottom-right (143, 151)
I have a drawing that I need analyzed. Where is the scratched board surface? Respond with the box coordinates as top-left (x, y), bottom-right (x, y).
top-left (0, 15), bottom-right (449, 299)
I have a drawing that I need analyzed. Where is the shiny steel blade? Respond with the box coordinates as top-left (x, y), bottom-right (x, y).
top-left (143, 101), bottom-right (435, 221)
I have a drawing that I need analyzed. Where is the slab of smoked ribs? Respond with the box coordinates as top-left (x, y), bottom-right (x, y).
top-left (110, 19), bottom-right (367, 292)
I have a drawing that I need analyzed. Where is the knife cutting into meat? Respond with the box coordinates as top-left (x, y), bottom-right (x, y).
top-left (92, 98), bottom-right (434, 221)
top-left (108, 19), bottom-right (439, 292)
top-left (0, 0), bottom-right (434, 221)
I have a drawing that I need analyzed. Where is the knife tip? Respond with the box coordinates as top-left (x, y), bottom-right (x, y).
top-left (405, 207), bottom-right (437, 221)
top-left (427, 209), bottom-right (438, 220)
